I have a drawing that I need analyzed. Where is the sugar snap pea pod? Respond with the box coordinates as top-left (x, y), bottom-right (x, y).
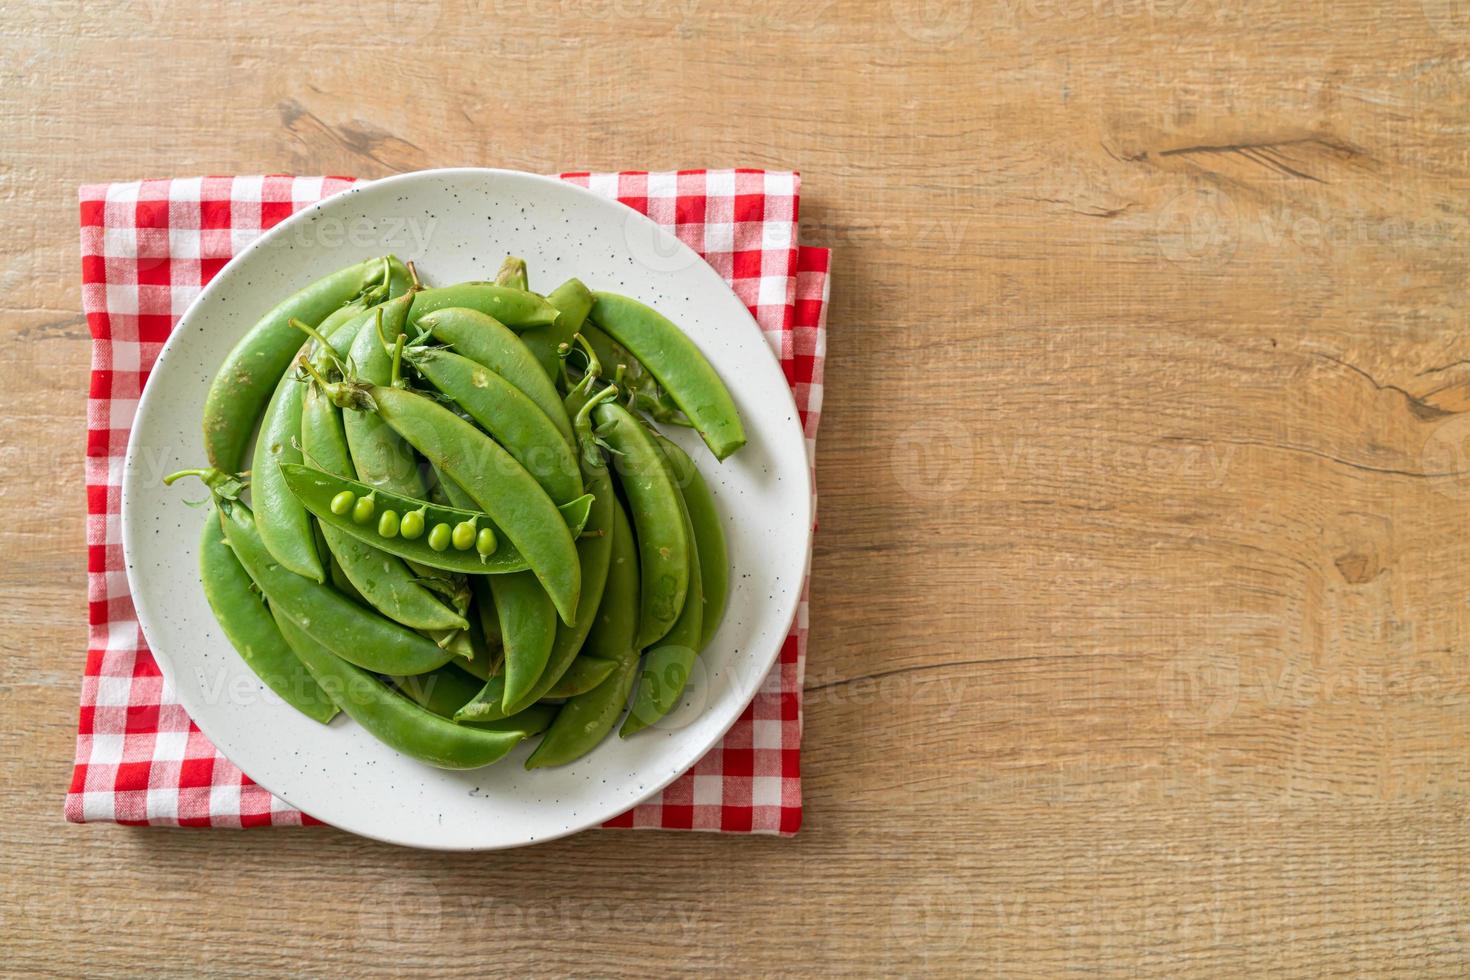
top-left (654, 432), bottom-right (728, 647)
top-left (494, 256), bottom-right (529, 291)
top-left (526, 499), bottom-right (640, 767)
top-left (590, 291), bottom-right (747, 460)
top-left (199, 507), bottom-right (338, 724)
top-left (408, 282), bottom-right (558, 329)
top-left (595, 400), bottom-right (691, 648)
top-left (204, 256), bottom-right (395, 471)
top-left (273, 613), bottom-right (532, 770)
top-left (520, 278), bottom-right (593, 380)
top-left (406, 347), bottom-right (583, 504)
top-left (281, 464), bottom-right (593, 575)
top-left (416, 307), bottom-right (574, 448)
top-left (488, 571), bottom-right (557, 712)
top-left (344, 295), bottom-right (426, 498)
top-left (250, 354), bottom-right (323, 580)
top-left (541, 655), bottom-right (618, 700)
top-left (338, 384), bottom-right (582, 624)
top-left (467, 386), bottom-right (619, 719)
top-left (622, 454), bottom-right (703, 737)
top-left (301, 384), bottom-right (467, 631)
top-left (204, 490), bottom-right (455, 676)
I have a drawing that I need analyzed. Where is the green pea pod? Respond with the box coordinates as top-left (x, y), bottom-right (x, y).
top-left (199, 508), bottom-right (337, 724)
top-left (408, 282), bottom-right (559, 329)
top-left (250, 354), bottom-right (323, 580)
top-left (541, 655), bottom-right (618, 700)
top-left (416, 307), bottom-right (574, 448)
top-left (459, 387), bottom-right (619, 720)
top-left (519, 278), bottom-right (593, 380)
top-left (343, 293), bottom-right (425, 497)
top-left (273, 613), bottom-right (533, 770)
top-left (300, 385), bottom-right (467, 631)
top-left (488, 572), bottom-right (557, 712)
top-left (622, 444), bottom-right (704, 736)
top-left (352, 384), bottom-right (582, 624)
top-left (281, 464), bottom-right (592, 575)
top-left (653, 432), bottom-right (728, 647)
top-left (407, 347), bottom-right (582, 504)
top-left (219, 497), bottom-right (455, 676)
top-left (595, 401), bottom-right (691, 648)
top-left (204, 256), bottom-right (394, 471)
top-left (527, 499), bottom-right (641, 768)
top-left (590, 291), bottom-right (746, 460)
top-left (493, 256), bottom-right (529, 291)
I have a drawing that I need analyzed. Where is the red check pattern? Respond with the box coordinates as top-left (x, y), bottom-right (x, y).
top-left (67, 171), bottom-right (828, 836)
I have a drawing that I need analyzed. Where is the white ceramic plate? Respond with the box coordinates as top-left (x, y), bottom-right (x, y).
top-left (122, 168), bottom-right (812, 850)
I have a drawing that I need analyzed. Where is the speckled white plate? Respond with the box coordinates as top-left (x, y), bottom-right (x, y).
top-left (121, 168), bottom-right (812, 850)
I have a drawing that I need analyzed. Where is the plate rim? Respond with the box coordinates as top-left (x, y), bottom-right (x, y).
top-left (119, 166), bottom-right (814, 850)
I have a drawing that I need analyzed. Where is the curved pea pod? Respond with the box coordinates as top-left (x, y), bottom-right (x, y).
top-left (408, 282), bottom-right (559, 329)
top-left (527, 499), bottom-right (640, 767)
top-left (594, 401), bottom-right (691, 648)
top-left (199, 508), bottom-right (337, 724)
top-left (281, 464), bottom-right (592, 575)
top-left (461, 387), bottom-right (619, 720)
top-left (519, 278), bottom-right (593, 380)
top-left (219, 498), bottom-right (455, 676)
top-left (343, 293), bottom-right (426, 498)
top-left (622, 449), bottom-right (703, 737)
top-left (416, 307), bottom-right (574, 448)
top-left (273, 613), bottom-right (535, 770)
top-left (541, 655), bottom-right (618, 700)
top-left (488, 572), bottom-right (557, 712)
top-left (203, 256), bottom-right (395, 471)
top-left (300, 385), bottom-right (467, 632)
top-left (250, 353), bottom-right (323, 581)
top-left (358, 384), bottom-right (581, 624)
top-left (407, 347), bottom-right (582, 504)
top-left (654, 432), bottom-right (728, 647)
top-left (589, 291), bottom-right (746, 460)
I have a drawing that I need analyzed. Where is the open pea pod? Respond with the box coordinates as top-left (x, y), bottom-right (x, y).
top-left (280, 463), bottom-right (594, 575)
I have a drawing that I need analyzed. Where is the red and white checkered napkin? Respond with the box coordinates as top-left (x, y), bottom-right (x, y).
top-left (67, 170), bottom-right (829, 836)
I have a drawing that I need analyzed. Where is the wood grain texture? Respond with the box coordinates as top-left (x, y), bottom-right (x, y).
top-left (4, 0), bottom-right (1470, 974)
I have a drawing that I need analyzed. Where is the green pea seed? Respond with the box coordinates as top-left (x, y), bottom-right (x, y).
top-left (400, 508), bottom-right (426, 540)
top-left (377, 510), bottom-right (400, 538)
top-left (329, 491), bottom-right (356, 516)
top-left (351, 494), bottom-right (376, 524)
top-left (451, 521), bottom-right (476, 551)
top-left (428, 523), bottom-right (452, 552)
top-left (475, 527), bottom-right (496, 556)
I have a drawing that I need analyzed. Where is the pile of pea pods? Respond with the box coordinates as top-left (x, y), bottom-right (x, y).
top-left (169, 254), bottom-right (743, 770)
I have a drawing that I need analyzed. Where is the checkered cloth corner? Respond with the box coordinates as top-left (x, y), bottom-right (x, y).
top-left (68, 170), bottom-right (829, 836)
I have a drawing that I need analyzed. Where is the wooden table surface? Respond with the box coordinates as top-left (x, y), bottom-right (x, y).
top-left (7, 0), bottom-right (1470, 974)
